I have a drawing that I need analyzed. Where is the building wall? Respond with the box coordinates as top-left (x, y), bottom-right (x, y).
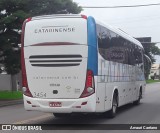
top-left (0, 74), bottom-right (12, 91)
top-left (0, 72), bottom-right (22, 91)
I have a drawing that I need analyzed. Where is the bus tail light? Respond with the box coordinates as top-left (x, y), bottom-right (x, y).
top-left (81, 14), bottom-right (87, 19)
top-left (80, 70), bottom-right (95, 98)
top-left (21, 18), bottom-right (33, 97)
top-left (21, 44), bottom-right (33, 97)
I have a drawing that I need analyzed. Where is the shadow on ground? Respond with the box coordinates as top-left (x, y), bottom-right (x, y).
top-left (36, 102), bottom-right (142, 125)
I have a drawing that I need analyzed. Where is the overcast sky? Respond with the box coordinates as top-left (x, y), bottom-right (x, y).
top-left (74, 0), bottom-right (160, 63)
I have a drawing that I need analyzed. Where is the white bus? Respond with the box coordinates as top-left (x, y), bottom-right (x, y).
top-left (21, 14), bottom-right (146, 118)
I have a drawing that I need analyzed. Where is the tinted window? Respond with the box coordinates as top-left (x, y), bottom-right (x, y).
top-left (97, 24), bottom-right (142, 66)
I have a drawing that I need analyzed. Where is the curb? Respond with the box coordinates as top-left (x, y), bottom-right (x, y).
top-left (0, 99), bottom-right (23, 107)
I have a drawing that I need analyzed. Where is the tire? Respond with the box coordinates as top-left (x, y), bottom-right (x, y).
top-left (53, 113), bottom-right (70, 118)
top-left (103, 92), bottom-right (118, 118)
top-left (108, 93), bottom-right (118, 118)
top-left (133, 89), bottom-right (142, 105)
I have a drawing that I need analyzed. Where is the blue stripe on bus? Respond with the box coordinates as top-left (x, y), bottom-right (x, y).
top-left (87, 16), bottom-right (98, 76)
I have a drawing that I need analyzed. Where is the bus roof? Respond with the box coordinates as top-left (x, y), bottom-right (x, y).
top-left (31, 14), bottom-right (85, 20)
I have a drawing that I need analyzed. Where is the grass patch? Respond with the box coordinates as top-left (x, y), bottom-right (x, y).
top-left (146, 79), bottom-right (160, 84)
top-left (0, 91), bottom-right (23, 100)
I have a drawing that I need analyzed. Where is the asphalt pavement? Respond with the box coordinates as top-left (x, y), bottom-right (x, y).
top-left (0, 99), bottom-right (23, 107)
top-left (1, 82), bottom-right (160, 133)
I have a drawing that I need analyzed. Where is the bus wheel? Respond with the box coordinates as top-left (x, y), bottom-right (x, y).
top-left (109, 93), bottom-right (118, 118)
top-left (133, 88), bottom-right (142, 105)
top-left (104, 92), bottom-right (118, 118)
top-left (53, 113), bottom-right (70, 118)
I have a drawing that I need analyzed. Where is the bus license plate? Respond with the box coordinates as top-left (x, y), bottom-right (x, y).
top-left (49, 102), bottom-right (62, 107)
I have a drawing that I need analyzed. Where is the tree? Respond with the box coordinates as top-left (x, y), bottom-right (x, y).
top-left (0, 0), bottom-right (82, 74)
top-left (142, 43), bottom-right (160, 63)
top-left (136, 37), bottom-right (160, 63)
top-left (143, 43), bottom-right (160, 79)
top-left (136, 38), bottom-right (160, 79)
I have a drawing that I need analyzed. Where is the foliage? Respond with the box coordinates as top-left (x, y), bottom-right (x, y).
top-left (146, 79), bottom-right (160, 84)
top-left (0, 91), bottom-right (23, 99)
top-left (142, 43), bottom-right (160, 79)
top-left (0, 0), bottom-right (82, 74)
top-left (142, 43), bottom-right (160, 63)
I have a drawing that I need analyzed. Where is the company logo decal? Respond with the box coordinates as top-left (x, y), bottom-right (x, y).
top-left (34, 25), bottom-right (75, 34)
top-left (33, 76), bottom-right (78, 80)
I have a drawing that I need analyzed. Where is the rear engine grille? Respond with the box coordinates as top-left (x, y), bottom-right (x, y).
top-left (29, 55), bottom-right (82, 67)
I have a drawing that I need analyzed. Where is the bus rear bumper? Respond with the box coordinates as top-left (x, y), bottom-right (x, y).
top-left (23, 94), bottom-right (96, 113)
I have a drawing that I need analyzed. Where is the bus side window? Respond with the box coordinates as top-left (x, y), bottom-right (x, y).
top-left (96, 24), bottom-right (101, 48)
